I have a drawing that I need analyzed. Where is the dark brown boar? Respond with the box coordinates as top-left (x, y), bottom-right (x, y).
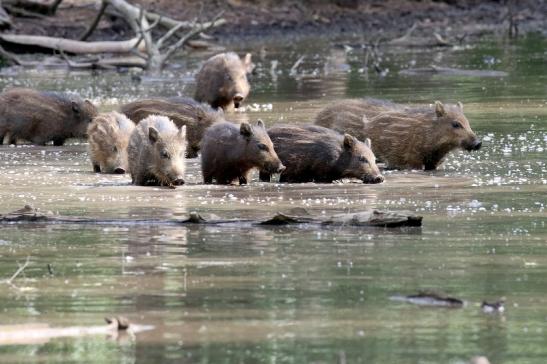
top-left (200, 120), bottom-right (285, 185)
top-left (120, 96), bottom-right (224, 158)
top-left (87, 112), bottom-right (136, 174)
top-left (0, 88), bottom-right (98, 146)
top-left (127, 115), bottom-right (187, 186)
top-left (259, 125), bottom-right (383, 184)
top-left (194, 52), bottom-right (253, 112)
top-left (315, 99), bottom-right (481, 170)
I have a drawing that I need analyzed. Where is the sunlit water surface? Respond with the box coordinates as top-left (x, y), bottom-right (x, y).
top-left (0, 35), bottom-right (545, 363)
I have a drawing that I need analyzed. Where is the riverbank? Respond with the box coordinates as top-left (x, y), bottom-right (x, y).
top-left (2, 0), bottom-right (546, 49)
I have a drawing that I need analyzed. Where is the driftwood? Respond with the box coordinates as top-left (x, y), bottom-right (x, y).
top-left (0, 317), bottom-right (153, 346)
top-left (0, 0), bottom-right (225, 72)
top-left (1, 205), bottom-right (423, 228)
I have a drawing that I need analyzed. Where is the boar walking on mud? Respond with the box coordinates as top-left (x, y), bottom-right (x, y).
top-left (0, 88), bottom-right (98, 146)
top-left (259, 125), bottom-right (384, 184)
top-left (194, 52), bottom-right (253, 112)
top-left (127, 115), bottom-right (187, 187)
top-left (315, 98), bottom-right (482, 170)
top-left (200, 120), bottom-right (285, 185)
top-left (120, 97), bottom-right (224, 158)
top-left (87, 112), bottom-right (135, 174)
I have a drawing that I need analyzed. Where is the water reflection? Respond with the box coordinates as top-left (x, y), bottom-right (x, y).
top-left (0, 34), bottom-right (545, 363)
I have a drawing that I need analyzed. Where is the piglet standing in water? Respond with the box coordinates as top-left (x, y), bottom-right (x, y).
top-left (200, 120), bottom-right (285, 185)
top-left (194, 52), bottom-right (253, 112)
top-left (259, 125), bottom-right (384, 184)
top-left (0, 87), bottom-right (98, 146)
top-left (87, 112), bottom-right (135, 174)
top-left (127, 115), bottom-right (187, 187)
top-left (120, 96), bottom-right (224, 158)
top-left (315, 98), bottom-right (482, 170)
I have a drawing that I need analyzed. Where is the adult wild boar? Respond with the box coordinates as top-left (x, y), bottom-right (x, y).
top-left (259, 125), bottom-right (383, 183)
top-left (127, 115), bottom-right (187, 186)
top-left (194, 52), bottom-right (253, 111)
top-left (0, 88), bottom-right (98, 146)
top-left (120, 96), bottom-right (224, 158)
top-left (315, 99), bottom-right (481, 170)
top-left (200, 120), bottom-right (285, 185)
top-left (87, 112), bottom-right (135, 174)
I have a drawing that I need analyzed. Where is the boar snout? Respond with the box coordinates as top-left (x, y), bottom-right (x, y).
top-left (363, 174), bottom-right (384, 184)
top-left (233, 94), bottom-right (244, 108)
top-left (172, 177), bottom-right (185, 186)
top-left (464, 139), bottom-right (482, 151)
top-left (276, 164), bottom-right (286, 174)
top-left (114, 167), bottom-right (126, 174)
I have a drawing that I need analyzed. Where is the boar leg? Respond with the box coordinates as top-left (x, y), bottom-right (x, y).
top-left (92, 163), bottom-right (101, 173)
top-left (203, 174), bottom-right (213, 184)
top-left (258, 171), bottom-right (271, 182)
top-left (423, 151), bottom-right (443, 171)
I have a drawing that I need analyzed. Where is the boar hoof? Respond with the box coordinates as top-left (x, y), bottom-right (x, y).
top-left (114, 168), bottom-right (126, 174)
top-left (172, 178), bottom-right (185, 186)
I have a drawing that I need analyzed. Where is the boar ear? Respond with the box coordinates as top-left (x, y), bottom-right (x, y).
top-left (71, 101), bottom-right (81, 115)
top-left (364, 138), bottom-right (372, 149)
top-left (84, 99), bottom-right (94, 107)
top-left (343, 134), bottom-right (355, 149)
top-left (148, 127), bottom-right (159, 144)
top-left (178, 125), bottom-right (187, 140)
top-left (435, 101), bottom-right (446, 117)
top-left (457, 101), bottom-right (464, 111)
top-left (256, 119), bottom-right (265, 129)
top-left (243, 53), bottom-right (254, 73)
top-left (240, 122), bottom-right (252, 137)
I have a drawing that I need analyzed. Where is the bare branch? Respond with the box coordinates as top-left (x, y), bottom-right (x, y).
top-left (79, 0), bottom-right (108, 41)
top-left (5, 256), bottom-right (30, 284)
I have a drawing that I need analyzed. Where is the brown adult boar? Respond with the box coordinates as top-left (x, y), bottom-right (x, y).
top-left (127, 115), bottom-right (186, 186)
top-left (0, 88), bottom-right (97, 146)
top-left (87, 112), bottom-right (135, 174)
top-left (194, 52), bottom-right (253, 111)
top-left (120, 96), bottom-right (224, 158)
top-left (315, 99), bottom-right (482, 170)
top-left (259, 125), bottom-right (383, 184)
top-left (200, 120), bottom-right (285, 185)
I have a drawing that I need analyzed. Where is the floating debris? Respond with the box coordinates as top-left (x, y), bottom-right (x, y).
top-left (390, 292), bottom-right (465, 308)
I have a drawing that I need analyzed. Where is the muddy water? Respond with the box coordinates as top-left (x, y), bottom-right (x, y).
top-left (0, 35), bottom-right (545, 363)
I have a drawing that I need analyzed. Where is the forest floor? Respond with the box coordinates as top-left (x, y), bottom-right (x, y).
top-left (3, 0), bottom-right (546, 47)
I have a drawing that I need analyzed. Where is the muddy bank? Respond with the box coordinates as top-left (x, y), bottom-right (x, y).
top-left (2, 0), bottom-right (545, 51)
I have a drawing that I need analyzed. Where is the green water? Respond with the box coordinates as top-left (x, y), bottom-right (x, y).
top-left (0, 34), bottom-right (545, 363)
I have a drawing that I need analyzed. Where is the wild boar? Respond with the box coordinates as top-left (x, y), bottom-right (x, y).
top-left (315, 98), bottom-right (481, 170)
top-left (0, 88), bottom-right (98, 146)
top-left (87, 111), bottom-right (135, 174)
top-left (200, 120), bottom-right (285, 185)
top-left (194, 52), bottom-right (253, 112)
top-left (120, 96), bottom-right (224, 158)
top-left (259, 125), bottom-right (383, 183)
top-left (127, 115), bottom-right (187, 186)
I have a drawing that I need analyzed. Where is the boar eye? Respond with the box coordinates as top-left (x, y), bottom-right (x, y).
top-left (359, 156), bottom-right (368, 163)
top-left (160, 151), bottom-right (170, 159)
top-left (452, 121), bottom-right (462, 129)
top-left (112, 146), bottom-right (118, 153)
top-left (257, 143), bottom-right (268, 152)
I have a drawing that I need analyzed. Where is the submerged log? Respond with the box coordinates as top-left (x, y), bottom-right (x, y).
top-left (399, 65), bottom-right (508, 78)
top-left (390, 292), bottom-right (465, 308)
top-left (1, 205), bottom-right (423, 228)
top-left (0, 317), bottom-right (153, 346)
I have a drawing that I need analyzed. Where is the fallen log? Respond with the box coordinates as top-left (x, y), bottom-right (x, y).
top-left (0, 33), bottom-right (144, 54)
top-left (1, 205), bottom-right (423, 228)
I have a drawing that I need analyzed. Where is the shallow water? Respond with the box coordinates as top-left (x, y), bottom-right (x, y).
top-left (0, 34), bottom-right (545, 363)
